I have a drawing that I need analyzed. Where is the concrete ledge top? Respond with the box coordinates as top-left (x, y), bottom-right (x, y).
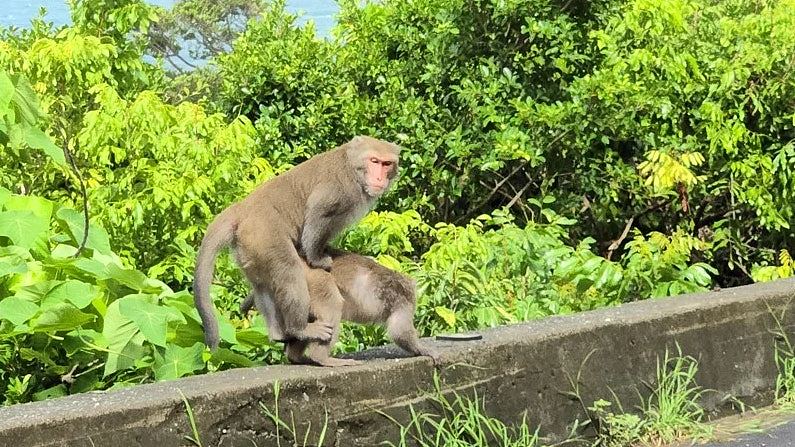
top-left (2, 278), bottom-right (795, 446)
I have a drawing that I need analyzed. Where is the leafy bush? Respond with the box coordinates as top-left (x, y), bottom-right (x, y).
top-left (0, 188), bottom-right (283, 405)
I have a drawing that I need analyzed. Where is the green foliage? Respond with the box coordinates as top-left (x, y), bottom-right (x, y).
top-left (410, 208), bottom-right (624, 333)
top-left (0, 189), bottom-right (283, 406)
top-left (76, 84), bottom-right (267, 282)
top-left (563, 0), bottom-right (795, 280)
top-left (0, 71), bottom-right (65, 166)
top-left (0, 17), bottom-right (267, 287)
top-left (217, 0), bottom-right (351, 162)
top-left (752, 250), bottom-right (795, 283)
top-left (588, 347), bottom-right (712, 446)
top-left (383, 375), bottom-right (541, 447)
top-left (338, 210), bottom-right (431, 258)
top-left (215, 0), bottom-right (795, 284)
top-left (620, 230), bottom-right (716, 299)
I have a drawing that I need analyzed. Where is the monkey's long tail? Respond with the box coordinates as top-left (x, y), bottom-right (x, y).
top-left (193, 213), bottom-right (235, 350)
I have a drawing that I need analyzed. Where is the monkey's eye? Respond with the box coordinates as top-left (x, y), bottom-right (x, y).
top-left (370, 158), bottom-right (379, 164)
top-left (382, 161), bottom-right (394, 167)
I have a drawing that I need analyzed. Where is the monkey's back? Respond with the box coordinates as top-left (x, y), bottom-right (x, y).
top-left (328, 250), bottom-right (416, 324)
top-left (232, 146), bottom-right (353, 243)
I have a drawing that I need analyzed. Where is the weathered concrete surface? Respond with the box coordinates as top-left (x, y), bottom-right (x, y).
top-left (2, 279), bottom-right (795, 447)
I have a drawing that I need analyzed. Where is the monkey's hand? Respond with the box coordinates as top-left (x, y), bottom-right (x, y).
top-left (307, 254), bottom-right (333, 271)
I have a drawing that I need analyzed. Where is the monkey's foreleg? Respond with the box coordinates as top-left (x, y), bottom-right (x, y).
top-left (387, 307), bottom-right (441, 364)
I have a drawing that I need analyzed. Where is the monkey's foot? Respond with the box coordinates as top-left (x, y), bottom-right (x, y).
top-left (416, 346), bottom-right (442, 365)
top-left (293, 321), bottom-right (334, 342)
top-left (286, 354), bottom-right (312, 365)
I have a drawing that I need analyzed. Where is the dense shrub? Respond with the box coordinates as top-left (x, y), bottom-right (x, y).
top-left (216, 0), bottom-right (795, 284)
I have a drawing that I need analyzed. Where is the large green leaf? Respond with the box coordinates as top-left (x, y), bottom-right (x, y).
top-left (162, 291), bottom-right (200, 322)
top-left (119, 295), bottom-right (185, 347)
top-left (0, 296), bottom-right (39, 325)
top-left (43, 280), bottom-right (98, 309)
top-left (9, 74), bottom-right (41, 126)
top-left (160, 292), bottom-right (235, 344)
top-left (153, 342), bottom-right (205, 381)
top-left (0, 260), bottom-right (27, 278)
top-left (32, 302), bottom-right (96, 332)
top-left (234, 327), bottom-right (267, 347)
top-left (210, 348), bottom-right (255, 368)
top-left (9, 278), bottom-right (53, 302)
top-left (23, 126), bottom-right (66, 165)
top-left (0, 210), bottom-right (49, 250)
top-left (0, 71), bottom-right (13, 117)
top-left (107, 263), bottom-right (169, 294)
top-left (72, 257), bottom-right (111, 279)
top-left (55, 208), bottom-right (112, 255)
top-left (4, 195), bottom-right (53, 224)
top-left (0, 187), bottom-right (10, 208)
top-left (103, 297), bottom-right (148, 377)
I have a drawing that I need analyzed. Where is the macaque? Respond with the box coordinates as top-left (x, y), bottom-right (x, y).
top-left (194, 136), bottom-right (400, 349)
top-left (240, 249), bottom-right (440, 366)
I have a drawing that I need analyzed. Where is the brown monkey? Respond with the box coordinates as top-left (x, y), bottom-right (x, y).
top-left (194, 136), bottom-right (400, 349)
top-left (241, 249), bottom-right (440, 366)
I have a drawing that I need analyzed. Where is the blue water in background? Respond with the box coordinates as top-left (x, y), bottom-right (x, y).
top-left (1, 0), bottom-right (338, 37)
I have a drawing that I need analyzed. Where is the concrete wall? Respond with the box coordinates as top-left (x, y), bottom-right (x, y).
top-left (2, 279), bottom-right (794, 447)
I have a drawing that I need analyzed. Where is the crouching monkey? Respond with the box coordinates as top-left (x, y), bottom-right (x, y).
top-left (241, 250), bottom-right (440, 366)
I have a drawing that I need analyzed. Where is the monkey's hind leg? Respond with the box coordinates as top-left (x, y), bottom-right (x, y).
top-left (387, 306), bottom-right (441, 364)
top-left (250, 290), bottom-right (286, 342)
top-left (246, 239), bottom-right (334, 343)
top-left (286, 341), bottom-right (360, 367)
top-left (300, 269), bottom-right (362, 367)
top-left (285, 340), bottom-right (310, 364)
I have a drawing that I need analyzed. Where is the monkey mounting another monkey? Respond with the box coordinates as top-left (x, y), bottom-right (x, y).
top-left (240, 249), bottom-right (440, 366)
top-left (193, 136), bottom-right (401, 350)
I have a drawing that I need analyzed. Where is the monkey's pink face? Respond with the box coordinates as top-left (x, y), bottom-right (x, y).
top-left (364, 154), bottom-right (397, 196)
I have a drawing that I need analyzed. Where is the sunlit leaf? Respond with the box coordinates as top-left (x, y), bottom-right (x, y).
top-left (434, 306), bottom-right (457, 327)
top-left (32, 303), bottom-right (96, 332)
top-left (0, 210), bottom-right (49, 250)
top-left (0, 296), bottom-right (39, 325)
top-left (103, 297), bottom-right (148, 377)
top-left (23, 127), bottom-right (66, 165)
top-left (119, 295), bottom-right (185, 347)
top-left (153, 342), bottom-right (205, 381)
top-left (43, 279), bottom-right (98, 309)
top-left (55, 207), bottom-right (112, 255)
